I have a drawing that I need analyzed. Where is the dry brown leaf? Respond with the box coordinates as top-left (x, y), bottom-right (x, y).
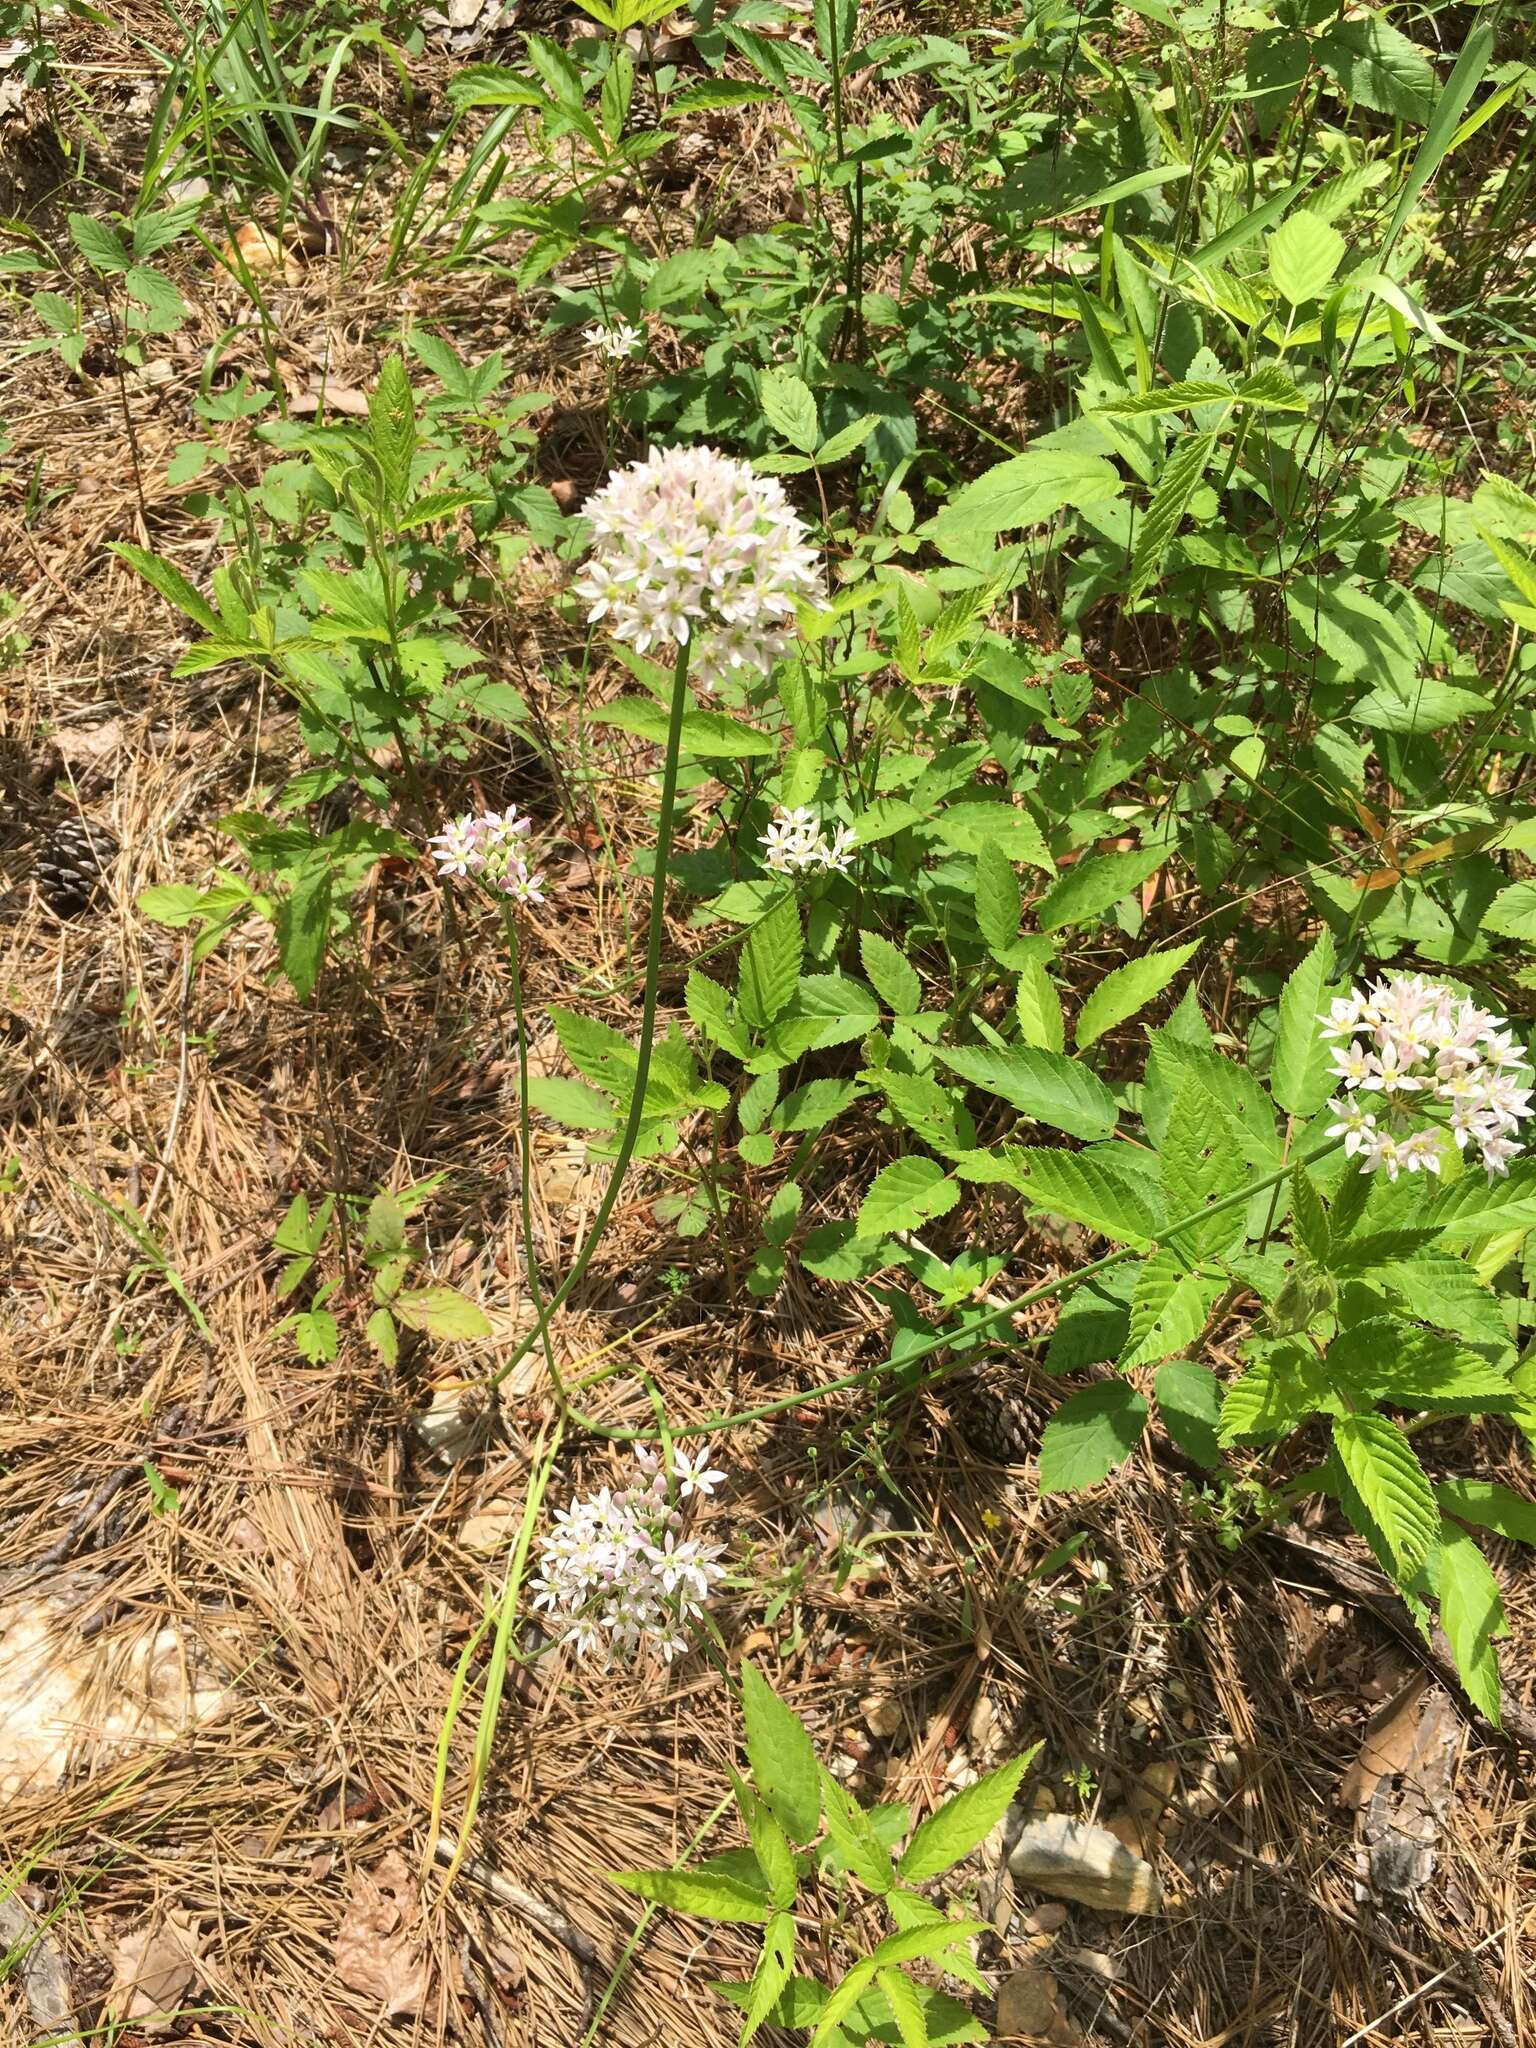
top-left (291, 386), bottom-right (371, 418)
top-left (1341, 1671), bottom-right (1429, 1809)
top-left (107, 1913), bottom-right (205, 2032)
top-left (223, 222), bottom-right (302, 284)
top-left (334, 1851), bottom-right (431, 2019)
top-left (995, 1963), bottom-right (1085, 2044)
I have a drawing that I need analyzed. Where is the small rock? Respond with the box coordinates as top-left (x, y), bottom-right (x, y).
top-left (459, 1502), bottom-right (518, 1555)
top-left (860, 1693), bottom-right (903, 1740)
top-left (1024, 1901), bottom-right (1069, 1934)
top-left (1008, 1815), bottom-right (1162, 1916)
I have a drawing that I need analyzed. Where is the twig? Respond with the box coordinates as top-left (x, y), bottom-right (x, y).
top-left (431, 1833), bottom-right (599, 1975)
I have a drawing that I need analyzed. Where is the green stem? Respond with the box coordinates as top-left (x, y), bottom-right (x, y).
top-left (491, 641), bottom-right (693, 1394)
top-left (547, 1135), bottom-right (1348, 1444)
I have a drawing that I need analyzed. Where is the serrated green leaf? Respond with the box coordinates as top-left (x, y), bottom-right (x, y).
top-left (931, 803), bottom-right (1054, 870)
top-left (729, 1771), bottom-right (797, 1909)
top-left (1436, 1479), bottom-right (1536, 1547)
top-left (1434, 1521), bottom-right (1505, 1724)
top-left (110, 542), bottom-right (221, 634)
top-left (1219, 1342), bottom-right (1341, 1442)
top-left (1015, 958), bottom-right (1066, 1052)
top-left (1271, 931), bottom-right (1337, 1116)
top-left (1427, 1160), bottom-right (1536, 1243)
top-left (1291, 1166), bottom-right (1332, 1266)
top-left (1332, 1414), bottom-right (1438, 1577)
top-left (1035, 845), bottom-right (1169, 931)
top-left (274, 861), bottom-right (331, 1001)
top-left (857, 1157), bottom-right (960, 1239)
top-left (366, 1306), bottom-right (398, 1365)
top-left (974, 841), bottom-right (1022, 962)
top-left (368, 353), bottom-right (416, 513)
top-left (1158, 1075), bottom-right (1247, 1258)
top-left (1267, 211), bottom-right (1346, 304)
top-left (591, 696), bottom-right (774, 757)
top-left (1327, 1320), bottom-right (1518, 1414)
top-left (861, 929), bottom-right (921, 1015)
top-left (760, 367), bottom-right (820, 453)
top-left (392, 1285), bottom-right (491, 1340)
top-left (740, 1662), bottom-right (820, 1842)
top-left (932, 1045), bottom-right (1117, 1142)
top-left (820, 1768), bottom-right (894, 1894)
top-left (610, 1865), bottom-right (774, 1923)
top-left (1039, 1382), bottom-right (1149, 1494)
top-left (1482, 881), bottom-right (1536, 941)
top-left (1155, 1357), bottom-right (1224, 1467)
top-left (1315, 15), bottom-right (1435, 124)
top-left (527, 1074), bottom-right (620, 1131)
top-left (898, 1746), bottom-right (1040, 1882)
top-left (876, 1969), bottom-right (929, 2048)
top-left (1075, 940), bottom-right (1199, 1049)
top-left (1010, 1150), bottom-right (1158, 1245)
top-left (738, 895), bottom-right (803, 1030)
top-left (686, 968), bottom-right (749, 1059)
top-left (809, 1920), bottom-right (990, 2048)
top-left (69, 210), bottom-right (130, 273)
top-left (1119, 1250), bottom-right (1220, 1370)
top-left (1132, 430), bottom-right (1214, 594)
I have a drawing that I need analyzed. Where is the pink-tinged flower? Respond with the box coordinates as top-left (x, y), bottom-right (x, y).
top-left (499, 860), bottom-right (546, 907)
top-left (673, 1443), bottom-right (727, 1499)
top-left (428, 815), bottom-right (485, 878)
top-left (574, 445), bottom-right (821, 690)
top-left (429, 806), bottom-right (551, 908)
top-left (1325, 1097), bottom-right (1376, 1159)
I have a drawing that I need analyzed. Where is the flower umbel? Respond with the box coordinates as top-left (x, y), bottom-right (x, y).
top-left (583, 319), bottom-right (645, 362)
top-left (1320, 974), bottom-right (1531, 1179)
top-left (574, 445), bottom-right (821, 691)
top-left (760, 804), bottom-right (857, 876)
top-left (428, 806), bottom-right (546, 906)
top-left (530, 1450), bottom-right (727, 1666)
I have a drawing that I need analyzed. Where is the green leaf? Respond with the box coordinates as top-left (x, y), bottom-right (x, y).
top-left (1326, 1321), bottom-right (1517, 1414)
top-left (932, 803), bottom-right (1054, 871)
top-left (365, 1192), bottom-right (407, 1256)
top-left (527, 1075), bottom-right (620, 1131)
top-left (1119, 1250), bottom-right (1220, 1370)
top-left (738, 895), bottom-right (803, 1030)
top-left (1015, 959), bottom-right (1066, 1053)
top-left (759, 367), bottom-right (820, 454)
top-left (1271, 931), bottom-right (1337, 1118)
top-left (820, 1768), bottom-right (895, 1894)
top-left (367, 354), bottom-right (416, 514)
top-left (932, 1045), bottom-right (1118, 1142)
top-left (68, 210), bottom-right (130, 273)
top-left (741, 1912), bottom-right (796, 2046)
top-left (974, 841), bottom-right (1022, 963)
top-left (729, 1770), bottom-right (797, 1910)
top-left (1010, 1150), bottom-right (1158, 1245)
top-left (1436, 1480), bottom-right (1536, 1547)
top-left (740, 1662), bottom-right (820, 1843)
top-left (1035, 845), bottom-right (1168, 932)
top-left (899, 1746), bottom-right (1040, 1882)
top-left (857, 1157), bottom-right (960, 1239)
top-left (366, 1306), bottom-right (398, 1365)
top-left (1290, 1166), bottom-right (1332, 1267)
top-left (1434, 1521), bottom-right (1505, 1724)
top-left (1220, 1343), bottom-right (1341, 1443)
top-left (1427, 1161), bottom-right (1536, 1243)
top-left (1331, 1414), bottom-right (1438, 1577)
top-left (137, 883), bottom-right (210, 927)
top-left (1132, 431), bottom-right (1214, 594)
top-left (110, 542), bottom-right (221, 634)
top-left (1155, 1357), bottom-right (1224, 1468)
top-left (391, 1285), bottom-right (492, 1340)
top-left (1039, 1382), bottom-right (1149, 1494)
top-left (861, 930), bottom-right (921, 1015)
top-left (1266, 212), bottom-right (1346, 305)
top-left (1075, 940), bottom-right (1199, 1049)
top-left (610, 1866), bottom-right (774, 1923)
top-left (927, 449), bottom-right (1124, 558)
top-left (1316, 14), bottom-right (1436, 124)
top-left (590, 696), bottom-right (774, 757)
top-left (1482, 881), bottom-right (1536, 941)
top-left (809, 1920), bottom-right (990, 2048)
top-left (275, 862), bottom-right (332, 1001)
top-left (876, 1969), bottom-right (929, 2048)
top-left (1158, 1075), bottom-right (1247, 1258)
top-left (289, 1308), bottom-right (339, 1363)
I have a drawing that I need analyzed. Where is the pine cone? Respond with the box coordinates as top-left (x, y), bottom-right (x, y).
top-left (950, 1362), bottom-right (1052, 1465)
top-left (34, 817), bottom-right (118, 916)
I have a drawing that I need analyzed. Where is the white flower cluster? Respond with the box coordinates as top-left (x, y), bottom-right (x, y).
top-left (584, 319), bottom-right (645, 362)
top-left (428, 806), bottom-right (546, 905)
top-left (760, 804), bottom-right (857, 876)
top-left (530, 1445), bottom-right (727, 1665)
top-left (574, 445), bottom-right (821, 692)
top-left (1321, 973), bottom-right (1531, 1180)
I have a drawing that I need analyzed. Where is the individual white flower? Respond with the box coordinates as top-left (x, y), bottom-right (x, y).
top-left (673, 1443), bottom-right (727, 1499)
top-left (759, 805), bottom-right (858, 877)
top-left (1325, 1096), bottom-right (1376, 1159)
top-left (574, 445), bottom-right (821, 690)
top-left (1397, 1129), bottom-right (1443, 1175)
top-left (584, 319), bottom-right (645, 361)
top-left (818, 823), bottom-right (858, 873)
top-left (1328, 1041), bottom-right (1372, 1089)
top-left (499, 859), bottom-right (546, 906)
top-left (428, 815), bottom-right (485, 878)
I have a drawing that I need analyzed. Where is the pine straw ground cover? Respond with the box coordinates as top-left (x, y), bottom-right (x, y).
top-left (5, 3), bottom-right (1536, 2046)
top-left (5, 329), bottom-right (1536, 2048)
